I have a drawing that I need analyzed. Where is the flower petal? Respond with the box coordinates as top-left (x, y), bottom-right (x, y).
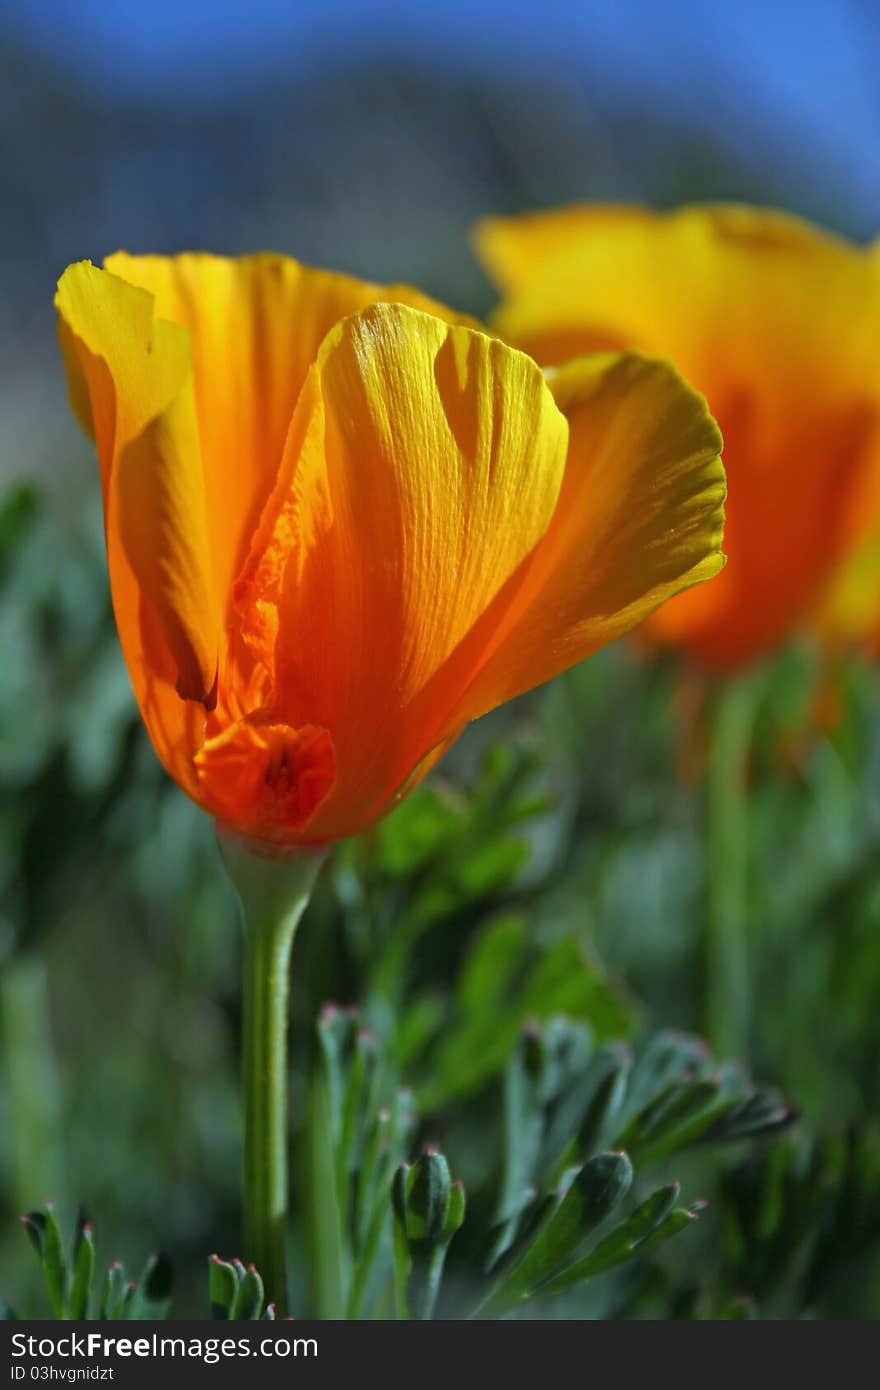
top-left (433, 351), bottom-right (725, 724)
top-left (236, 302), bottom-right (570, 839)
top-left (647, 394), bottom-right (879, 668)
top-left (477, 203), bottom-right (880, 668)
top-left (481, 204), bottom-right (876, 393)
top-left (475, 203), bottom-right (650, 293)
top-left (105, 252), bottom-right (472, 603)
top-left (55, 262), bottom-right (219, 787)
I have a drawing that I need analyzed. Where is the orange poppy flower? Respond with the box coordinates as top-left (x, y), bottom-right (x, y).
top-left (56, 252), bottom-right (725, 846)
top-left (475, 204), bottom-right (880, 672)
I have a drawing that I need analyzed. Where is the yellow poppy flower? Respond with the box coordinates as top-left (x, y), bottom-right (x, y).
top-left (56, 252), bottom-right (725, 845)
top-left (475, 203), bottom-right (880, 671)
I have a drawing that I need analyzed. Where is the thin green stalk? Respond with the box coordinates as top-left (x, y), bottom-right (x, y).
top-left (347, 1194), bottom-right (388, 1318)
top-left (392, 1219), bottom-right (411, 1319)
top-left (347, 1108), bottom-right (399, 1318)
top-left (705, 672), bottom-right (764, 1059)
top-left (307, 1073), bottom-right (348, 1318)
top-left (410, 1246), bottom-right (448, 1321)
top-left (219, 830), bottom-right (326, 1317)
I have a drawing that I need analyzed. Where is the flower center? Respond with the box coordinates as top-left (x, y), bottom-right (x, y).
top-left (195, 718), bottom-right (335, 842)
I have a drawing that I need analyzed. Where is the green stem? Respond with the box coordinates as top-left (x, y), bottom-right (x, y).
top-left (705, 672), bottom-right (764, 1059)
top-left (241, 908), bottom-right (294, 1309)
top-left (219, 830), bottom-right (326, 1317)
top-left (410, 1245), bottom-right (448, 1321)
top-left (307, 1073), bottom-right (347, 1317)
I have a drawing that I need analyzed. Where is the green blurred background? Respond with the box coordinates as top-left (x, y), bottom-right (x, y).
top-left (2, 0), bottom-right (880, 1319)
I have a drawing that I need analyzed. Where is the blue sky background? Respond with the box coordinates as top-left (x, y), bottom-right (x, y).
top-left (6, 0), bottom-right (880, 241)
top-left (7, 0), bottom-right (880, 222)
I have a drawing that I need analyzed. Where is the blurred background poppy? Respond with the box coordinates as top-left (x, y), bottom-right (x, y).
top-left (2, 0), bottom-right (880, 1319)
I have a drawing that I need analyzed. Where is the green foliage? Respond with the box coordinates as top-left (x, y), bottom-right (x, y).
top-left (456, 1022), bottom-right (785, 1319)
top-left (10, 1204), bottom-right (173, 1320)
top-left (417, 916), bottom-right (632, 1111)
top-left (3, 478), bottom-right (880, 1317)
top-left (392, 1151), bottom-right (465, 1319)
top-left (327, 745), bottom-right (633, 1114)
top-left (712, 1125), bottom-right (880, 1317)
top-left (5, 1204), bottom-right (279, 1321)
top-left (311, 1003), bottom-right (415, 1318)
top-left (208, 1256), bottom-right (275, 1320)
top-left (304, 1009), bottom-right (787, 1319)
